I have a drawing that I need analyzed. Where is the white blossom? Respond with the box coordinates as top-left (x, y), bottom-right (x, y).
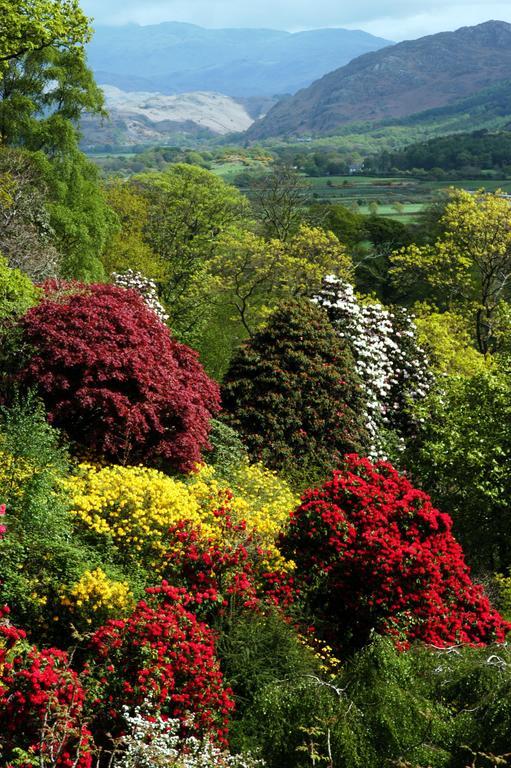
top-left (113, 269), bottom-right (169, 324)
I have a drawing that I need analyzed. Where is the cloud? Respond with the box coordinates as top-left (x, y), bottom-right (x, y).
top-left (81, 0), bottom-right (511, 39)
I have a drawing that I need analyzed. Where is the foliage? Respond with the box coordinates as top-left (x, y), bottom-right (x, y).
top-left (0, 0), bottom-right (91, 68)
top-left (391, 189), bottom-right (511, 353)
top-left (414, 308), bottom-right (489, 376)
top-left (0, 256), bottom-right (39, 321)
top-left (100, 180), bottom-right (164, 278)
top-left (407, 362), bottom-right (511, 571)
top-left (281, 454), bottom-right (509, 652)
top-left (212, 225), bottom-right (352, 336)
top-left (248, 164), bottom-right (310, 241)
top-left (0, 149), bottom-right (60, 279)
top-left (134, 164), bottom-right (247, 340)
top-left (18, 283), bottom-right (220, 471)
top-left (0, 617), bottom-right (93, 768)
top-left (315, 277), bottom-right (432, 458)
top-left (84, 585), bottom-right (235, 750)
top-left (222, 299), bottom-right (368, 486)
top-left (206, 420), bottom-right (248, 484)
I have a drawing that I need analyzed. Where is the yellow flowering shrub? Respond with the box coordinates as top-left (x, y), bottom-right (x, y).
top-left (68, 464), bottom-right (215, 569)
top-left (0, 449), bottom-right (37, 502)
top-left (67, 461), bottom-right (296, 575)
top-left (61, 568), bottom-right (134, 627)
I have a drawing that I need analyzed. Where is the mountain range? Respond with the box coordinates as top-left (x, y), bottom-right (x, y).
top-left (86, 22), bottom-right (391, 98)
top-left (248, 21), bottom-right (511, 139)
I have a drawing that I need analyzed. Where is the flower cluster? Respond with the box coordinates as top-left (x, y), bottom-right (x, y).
top-left (315, 277), bottom-right (432, 456)
top-left (0, 503), bottom-right (5, 539)
top-left (161, 511), bottom-right (296, 619)
top-left (18, 283), bottom-right (220, 472)
top-left (68, 464), bottom-right (210, 570)
top-left (61, 568), bottom-right (134, 629)
top-left (0, 618), bottom-right (93, 768)
top-left (281, 454), bottom-right (510, 651)
top-left (112, 269), bottom-right (169, 324)
top-left (114, 707), bottom-right (265, 768)
top-left (84, 586), bottom-right (234, 750)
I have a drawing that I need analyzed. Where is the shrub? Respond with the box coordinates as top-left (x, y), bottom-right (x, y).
top-left (222, 300), bottom-right (368, 486)
top-left (0, 255), bottom-right (39, 321)
top-left (206, 419), bottom-right (248, 484)
top-left (314, 277), bottom-right (432, 457)
top-left (60, 568), bottom-right (134, 631)
top-left (84, 585), bottom-right (234, 751)
top-left (281, 454), bottom-right (509, 651)
top-left (0, 616), bottom-right (93, 768)
top-left (18, 283), bottom-right (220, 472)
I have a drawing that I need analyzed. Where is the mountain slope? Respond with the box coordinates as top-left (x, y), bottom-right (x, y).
top-left (86, 22), bottom-right (391, 98)
top-left (247, 21), bottom-right (511, 138)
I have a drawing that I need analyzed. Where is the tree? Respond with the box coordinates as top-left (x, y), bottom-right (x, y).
top-left (406, 362), bottom-right (511, 572)
top-left (0, 148), bottom-right (60, 278)
top-left (134, 164), bottom-right (248, 339)
top-left (248, 163), bottom-right (310, 241)
top-left (100, 180), bottom-right (164, 279)
top-left (281, 454), bottom-right (509, 652)
top-left (0, 0), bottom-right (90, 68)
top-left (391, 189), bottom-right (511, 354)
top-left (222, 299), bottom-right (368, 486)
top-left (212, 225), bottom-right (353, 336)
top-left (17, 284), bottom-right (220, 472)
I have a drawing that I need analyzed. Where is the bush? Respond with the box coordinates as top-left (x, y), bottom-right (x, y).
top-left (0, 613), bottom-right (93, 768)
top-left (18, 283), bottom-right (220, 472)
top-left (0, 256), bottom-right (38, 321)
top-left (281, 454), bottom-right (509, 651)
top-left (222, 300), bottom-right (368, 487)
top-left (84, 585), bottom-right (234, 751)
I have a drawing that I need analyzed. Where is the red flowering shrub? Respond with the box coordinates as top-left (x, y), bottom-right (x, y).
top-left (281, 455), bottom-right (510, 651)
top-left (0, 614), bottom-right (93, 768)
top-left (84, 585), bottom-right (234, 750)
top-left (161, 511), bottom-right (296, 619)
top-left (18, 284), bottom-right (220, 472)
top-left (0, 503), bottom-right (6, 538)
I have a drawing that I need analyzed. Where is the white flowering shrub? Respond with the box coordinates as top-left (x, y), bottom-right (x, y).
top-left (113, 707), bottom-right (265, 768)
top-left (112, 270), bottom-right (169, 324)
top-left (314, 276), bottom-right (433, 457)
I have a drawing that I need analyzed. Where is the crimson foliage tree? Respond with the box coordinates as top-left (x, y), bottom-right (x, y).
top-left (18, 284), bottom-right (220, 472)
top-left (222, 300), bottom-right (368, 485)
top-left (84, 585), bottom-right (234, 749)
top-left (281, 455), bottom-right (509, 651)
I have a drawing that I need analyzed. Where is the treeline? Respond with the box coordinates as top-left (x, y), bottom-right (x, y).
top-left (365, 129), bottom-right (511, 177)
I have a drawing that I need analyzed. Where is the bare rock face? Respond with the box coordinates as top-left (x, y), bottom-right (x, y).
top-left (248, 21), bottom-right (511, 139)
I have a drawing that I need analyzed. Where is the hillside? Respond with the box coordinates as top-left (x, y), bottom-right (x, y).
top-left (86, 22), bottom-right (391, 98)
top-left (248, 21), bottom-right (511, 138)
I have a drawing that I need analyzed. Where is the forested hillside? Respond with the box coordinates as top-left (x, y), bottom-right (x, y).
top-left (1, 3), bottom-right (511, 768)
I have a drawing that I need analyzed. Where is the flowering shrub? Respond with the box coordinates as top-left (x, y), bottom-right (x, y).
top-left (18, 283), bottom-right (220, 472)
top-left (0, 614), bottom-right (93, 768)
top-left (113, 707), bottom-right (264, 768)
top-left (84, 585), bottom-right (234, 750)
top-left (112, 269), bottom-right (169, 324)
top-left (222, 299), bottom-right (368, 485)
top-left (281, 455), bottom-right (509, 651)
top-left (68, 463), bottom-right (209, 571)
top-left (60, 568), bottom-right (134, 630)
top-left (69, 463), bottom-right (296, 576)
top-left (0, 503), bottom-right (5, 538)
top-left (161, 512), bottom-right (296, 620)
top-left (315, 277), bottom-right (432, 457)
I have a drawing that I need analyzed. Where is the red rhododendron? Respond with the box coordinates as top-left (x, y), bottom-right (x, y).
top-left (18, 284), bottom-right (220, 472)
top-left (0, 616), bottom-right (93, 768)
top-left (281, 455), bottom-right (510, 651)
top-left (84, 585), bottom-right (234, 750)
top-left (161, 511), bottom-right (296, 618)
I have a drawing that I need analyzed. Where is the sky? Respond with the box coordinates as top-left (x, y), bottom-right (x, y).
top-left (80, 0), bottom-right (511, 40)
